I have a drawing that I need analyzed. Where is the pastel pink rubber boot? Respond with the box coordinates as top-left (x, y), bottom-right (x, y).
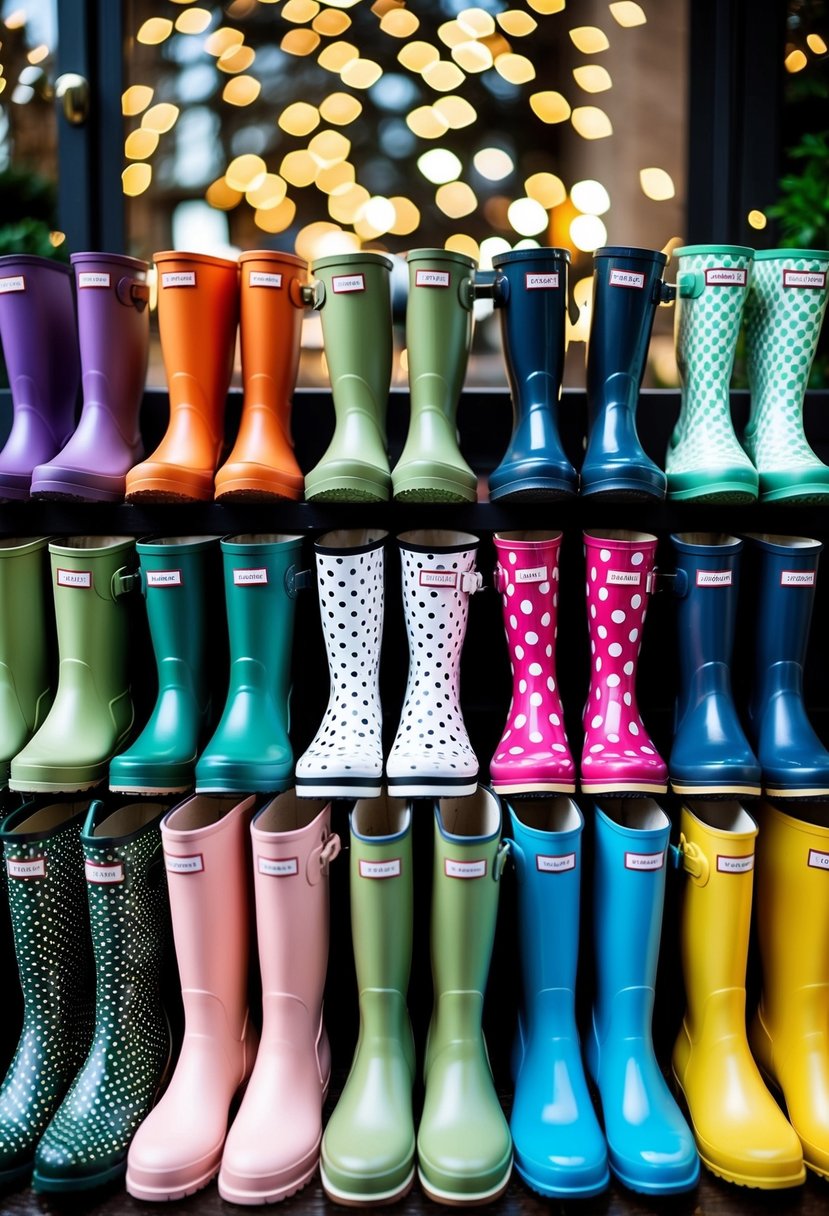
top-left (490, 531), bottom-right (575, 795)
top-left (219, 792), bottom-right (341, 1205)
top-left (580, 531), bottom-right (668, 795)
top-left (126, 795), bottom-right (259, 1202)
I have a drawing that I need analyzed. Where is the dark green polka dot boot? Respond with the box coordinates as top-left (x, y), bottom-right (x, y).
top-left (0, 800), bottom-right (95, 1189)
top-left (32, 799), bottom-right (171, 1194)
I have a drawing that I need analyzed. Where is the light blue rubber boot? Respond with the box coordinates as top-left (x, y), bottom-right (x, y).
top-left (508, 798), bottom-right (608, 1199)
top-left (587, 800), bottom-right (699, 1195)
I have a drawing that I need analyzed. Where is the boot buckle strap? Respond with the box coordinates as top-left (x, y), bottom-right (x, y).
top-left (494, 838), bottom-right (510, 881)
top-left (112, 567), bottom-right (141, 598)
top-left (309, 832), bottom-right (341, 882)
top-left (493, 564), bottom-right (506, 594)
top-left (285, 565), bottom-right (313, 598)
top-left (461, 570), bottom-right (483, 595)
top-left (672, 833), bottom-right (709, 885)
top-left (654, 570), bottom-right (689, 597)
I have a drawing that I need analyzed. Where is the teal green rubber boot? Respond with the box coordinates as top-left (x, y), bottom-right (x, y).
top-left (666, 245), bottom-right (758, 503)
top-left (392, 249), bottom-right (478, 502)
top-left (0, 801), bottom-right (94, 1188)
top-left (33, 798), bottom-right (171, 1193)
top-left (0, 537), bottom-right (54, 783)
top-left (417, 787), bottom-right (513, 1206)
top-left (10, 536), bottom-right (138, 793)
top-left (742, 248), bottom-right (829, 502)
top-left (304, 252), bottom-right (393, 502)
top-left (195, 533), bottom-right (306, 793)
top-left (321, 795), bottom-right (416, 1205)
top-left (110, 535), bottom-right (218, 794)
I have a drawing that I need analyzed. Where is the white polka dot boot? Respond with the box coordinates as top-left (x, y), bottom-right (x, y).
top-left (386, 530), bottom-right (482, 798)
top-left (0, 802), bottom-right (95, 1188)
top-left (296, 529), bottom-right (387, 798)
top-left (581, 531), bottom-right (668, 795)
top-left (490, 531), bottom-right (575, 795)
top-left (32, 800), bottom-right (171, 1194)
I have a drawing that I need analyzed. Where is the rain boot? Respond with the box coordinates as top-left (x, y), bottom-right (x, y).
top-left (588, 799), bottom-right (699, 1194)
top-left (581, 246), bottom-right (673, 500)
top-left (0, 254), bottom-right (79, 498)
top-left (304, 251), bottom-right (393, 502)
top-left (0, 802), bottom-right (94, 1187)
top-left (392, 249), bottom-right (477, 503)
top-left (219, 791), bottom-right (341, 1204)
top-left (490, 531), bottom-right (575, 795)
top-left (321, 795), bottom-right (415, 1205)
top-left (31, 252), bottom-right (150, 501)
top-left (214, 250), bottom-right (306, 501)
top-left (0, 537), bottom-right (53, 783)
top-left (673, 800), bottom-right (805, 1188)
top-left (669, 533), bottom-right (761, 797)
top-left (195, 533), bottom-right (306, 793)
top-left (742, 249), bottom-right (829, 503)
top-left (744, 533), bottom-right (829, 797)
top-left (386, 530), bottom-right (482, 797)
top-left (417, 787), bottom-right (512, 1205)
top-left (10, 536), bottom-right (138, 793)
top-left (581, 530), bottom-right (668, 795)
top-left (488, 247), bottom-right (577, 501)
top-left (33, 799), bottom-right (171, 1193)
top-left (126, 794), bottom-right (258, 1201)
top-left (751, 802), bottom-right (829, 1179)
top-left (110, 536), bottom-right (218, 794)
top-left (296, 529), bottom-right (387, 798)
top-left (665, 245), bottom-right (758, 502)
top-left (508, 798), bottom-right (608, 1198)
top-left (126, 251), bottom-right (239, 501)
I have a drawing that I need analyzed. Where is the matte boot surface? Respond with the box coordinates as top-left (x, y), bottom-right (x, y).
top-left (0, 537), bottom-right (53, 781)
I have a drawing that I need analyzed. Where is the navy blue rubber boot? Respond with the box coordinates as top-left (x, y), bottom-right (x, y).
top-left (669, 533), bottom-right (761, 798)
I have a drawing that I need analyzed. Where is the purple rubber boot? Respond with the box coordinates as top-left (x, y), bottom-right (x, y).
top-left (31, 252), bottom-right (150, 501)
top-left (0, 255), bottom-right (80, 499)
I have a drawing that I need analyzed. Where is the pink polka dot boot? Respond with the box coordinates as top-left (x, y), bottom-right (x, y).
top-left (581, 530), bottom-right (668, 795)
top-left (490, 531), bottom-right (576, 795)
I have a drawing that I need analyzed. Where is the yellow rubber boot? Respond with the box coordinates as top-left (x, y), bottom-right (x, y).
top-left (672, 801), bottom-right (804, 1189)
top-left (750, 802), bottom-right (829, 1179)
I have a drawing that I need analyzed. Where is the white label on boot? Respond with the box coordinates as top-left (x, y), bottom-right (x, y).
top-left (146, 569), bottom-right (182, 587)
top-left (781, 570), bottom-right (815, 586)
top-left (696, 570), bottom-right (732, 586)
top-left (624, 850), bottom-right (664, 871)
top-left (415, 270), bottom-right (450, 288)
top-left (258, 856), bottom-right (298, 877)
top-left (57, 568), bottom-right (92, 588)
top-left (166, 853), bottom-right (204, 874)
top-left (525, 272), bottom-right (559, 289)
top-left (808, 848), bottom-right (829, 870)
top-left (419, 570), bottom-right (458, 588)
top-left (0, 275), bottom-right (25, 293)
top-left (249, 271), bottom-right (283, 288)
top-left (332, 273), bottom-right (365, 293)
top-left (515, 566), bottom-right (548, 583)
top-left (6, 857), bottom-right (45, 879)
top-left (233, 567), bottom-right (269, 585)
top-left (704, 267), bottom-right (747, 286)
top-left (717, 853), bottom-right (754, 873)
top-left (537, 852), bottom-right (576, 872)
top-left (359, 858), bottom-right (402, 879)
top-left (606, 570), bottom-right (641, 585)
top-left (85, 860), bottom-right (124, 884)
top-left (445, 857), bottom-right (487, 879)
top-left (609, 269), bottom-right (645, 289)
top-left (78, 272), bottom-right (111, 288)
top-left (783, 270), bottom-right (826, 289)
top-left (162, 271), bottom-right (196, 287)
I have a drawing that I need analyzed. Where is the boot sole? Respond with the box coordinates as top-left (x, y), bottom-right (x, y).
top-left (671, 781), bottom-right (762, 798)
top-left (296, 778), bottom-right (383, 798)
top-left (33, 1159), bottom-right (126, 1193)
top-left (320, 1162), bottom-right (415, 1206)
top-left (580, 780), bottom-right (668, 795)
top-left (491, 780), bottom-right (577, 795)
top-left (489, 486), bottom-right (575, 502)
top-left (394, 487), bottom-right (475, 503)
top-left (386, 776), bottom-right (478, 797)
top-left (126, 1161), bottom-right (220, 1203)
top-left (417, 1161), bottom-right (512, 1206)
top-left (218, 1148), bottom-right (320, 1205)
top-left (109, 783), bottom-right (191, 794)
top-left (9, 775), bottom-right (105, 793)
top-left (513, 1159), bottom-right (610, 1199)
top-left (766, 785), bottom-right (829, 800)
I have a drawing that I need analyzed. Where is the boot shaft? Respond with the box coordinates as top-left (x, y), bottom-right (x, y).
top-left (746, 532), bottom-right (821, 675)
top-left (313, 528), bottom-right (386, 677)
top-left (0, 254), bottom-right (79, 424)
top-left (405, 248), bottom-right (475, 419)
top-left (584, 529), bottom-right (656, 698)
top-left (0, 537), bottom-right (52, 746)
top-left (48, 536), bottom-right (136, 675)
top-left (674, 245), bottom-right (753, 395)
top-left (349, 796), bottom-right (413, 994)
top-left (137, 535), bottom-right (217, 696)
top-left (239, 250), bottom-right (305, 416)
top-left (493, 247), bottom-right (569, 412)
top-left (671, 532), bottom-right (742, 701)
top-left (745, 249), bottom-right (829, 410)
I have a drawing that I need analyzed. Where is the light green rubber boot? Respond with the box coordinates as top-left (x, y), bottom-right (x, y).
top-left (417, 787), bottom-right (513, 1206)
top-left (666, 245), bottom-right (758, 503)
top-left (10, 536), bottom-right (138, 793)
top-left (321, 795), bottom-right (415, 1205)
top-left (0, 537), bottom-right (54, 783)
top-left (742, 248), bottom-right (829, 503)
top-left (304, 252), bottom-right (393, 503)
top-left (392, 249), bottom-right (478, 502)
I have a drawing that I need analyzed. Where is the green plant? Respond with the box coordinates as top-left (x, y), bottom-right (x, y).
top-left (767, 130), bottom-right (829, 248)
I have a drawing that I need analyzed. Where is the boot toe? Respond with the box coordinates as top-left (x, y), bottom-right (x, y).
top-left (581, 745), bottom-right (668, 792)
top-left (126, 460), bottom-right (214, 502)
top-left (491, 747), bottom-right (576, 792)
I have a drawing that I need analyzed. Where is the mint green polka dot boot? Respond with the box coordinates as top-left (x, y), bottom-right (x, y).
top-left (32, 799), bottom-right (172, 1194)
top-left (666, 245), bottom-right (759, 503)
top-left (742, 249), bottom-right (829, 503)
top-left (0, 801), bottom-right (95, 1189)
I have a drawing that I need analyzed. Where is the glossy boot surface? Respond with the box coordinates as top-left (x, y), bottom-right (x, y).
top-left (0, 537), bottom-right (53, 782)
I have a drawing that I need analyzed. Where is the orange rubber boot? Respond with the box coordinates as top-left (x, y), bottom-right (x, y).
top-left (215, 251), bottom-right (306, 502)
top-left (126, 251), bottom-right (238, 501)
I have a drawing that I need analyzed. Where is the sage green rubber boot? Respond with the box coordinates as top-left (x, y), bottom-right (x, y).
top-left (10, 536), bottom-right (138, 793)
top-left (33, 798), bottom-right (171, 1193)
top-left (417, 787), bottom-right (512, 1205)
top-left (742, 248), bottom-right (829, 503)
top-left (392, 249), bottom-right (478, 502)
top-left (0, 801), bottom-right (94, 1188)
top-left (304, 252), bottom-right (393, 502)
top-left (321, 795), bottom-right (415, 1205)
top-left (0, 537), bottom-right (54, 783)
top-left (666, 245), bottom-right (758, 503)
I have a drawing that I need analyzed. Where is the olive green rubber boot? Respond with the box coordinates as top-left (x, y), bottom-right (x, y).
top-left (321, 795), bottom-right (415, 1205)
top-left (304, 252), bottom-right (394, 503)
top-left (33, 798), bottom-right (171, 1193)
top-left (392, 249), bottom-right (478, 503)
top-left (0, 801), bottom-right (95, 1188)
top-left (417, 787), bottom-right (512, 1205)
top-left (0, 537), bottom-right (54, 783)
top-left (742, 249), bottom-right (829, 503)
top-left (10, 536), bottom-right (138, 793)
